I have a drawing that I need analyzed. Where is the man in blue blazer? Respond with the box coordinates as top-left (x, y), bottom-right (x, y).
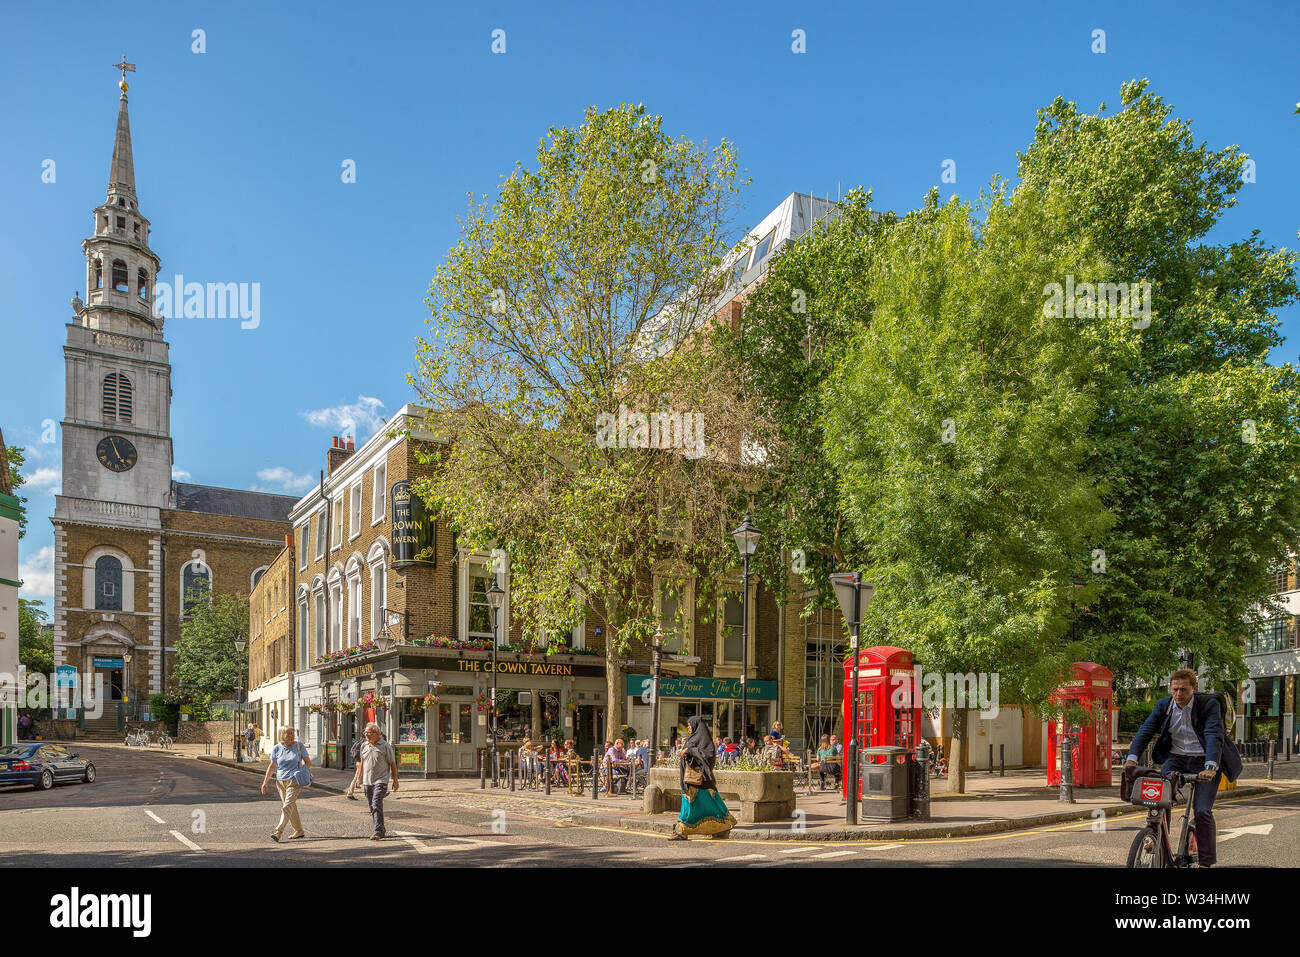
top-left (1124, 669), bottom-right (1243, 867)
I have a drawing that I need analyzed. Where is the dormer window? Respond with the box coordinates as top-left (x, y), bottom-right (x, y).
top-left (750, 230), bottom-right (775, 265)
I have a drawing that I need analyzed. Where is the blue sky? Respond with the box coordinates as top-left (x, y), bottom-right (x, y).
top-left (5, 0), bottom-right (1299, 606)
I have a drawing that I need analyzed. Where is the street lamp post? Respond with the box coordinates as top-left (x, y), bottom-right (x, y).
top-left (234, 637), bottom-right (246, 764)
top-left (487, 579), bottom-right (506, 788)
top-left (830, 572), bottom-right (876, 826)
top-left (122, 651), bottom-right (132, 728)
top-left (650, 628), bottom-right (663, 769)
top-left (731, 515), bottom-right (761, 744)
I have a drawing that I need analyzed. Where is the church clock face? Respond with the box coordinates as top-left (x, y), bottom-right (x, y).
top-left (96, 435), bottom-right (138, 472)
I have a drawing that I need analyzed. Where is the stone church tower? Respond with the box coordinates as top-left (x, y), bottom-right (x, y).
top-left (52, 70), bottom-right (296, 735)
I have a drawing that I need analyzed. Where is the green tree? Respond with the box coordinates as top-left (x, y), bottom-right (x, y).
top-left (1014, 80), bottom-right (1300, 688)
top-left (173, 580), bottom-right (247, 701)
top-left (5, 444), bottom-right (27, 538)
top-left (18, 599), bottom-right (52, 674)
top-left (414, 104), bottom-right (765, 736)
top-left (822, 187), bottom-right (1119, 791)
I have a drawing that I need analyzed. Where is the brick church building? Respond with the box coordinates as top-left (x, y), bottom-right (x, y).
top-left (51, 70), bottom-right (296, 730)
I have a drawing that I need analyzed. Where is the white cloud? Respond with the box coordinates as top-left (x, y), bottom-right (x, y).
top-left (18, 545), bottom-right (55, 604)
top-left (301, 395), bottom-right (387, 439)
top-left (21, 467), bottom-right (60, 493)
top-left (251, 467), bottom-right (315, 494)
top-left (172, 467), bottom-right (192, 481)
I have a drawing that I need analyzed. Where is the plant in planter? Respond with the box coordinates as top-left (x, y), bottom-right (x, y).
top-left (359, 692), bottom-right (389, 711)
top-left (420, 692), bottom-right (439, 711)
top-left (336, 701), bottom-right (356, 714)
top-left (308, 704), bottom-right (324, 715)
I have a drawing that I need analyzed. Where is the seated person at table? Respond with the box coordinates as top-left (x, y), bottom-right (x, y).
top-left (815, 734), bottom-right (842, 787)
top-left (604, 739), bottom-right (629, 793)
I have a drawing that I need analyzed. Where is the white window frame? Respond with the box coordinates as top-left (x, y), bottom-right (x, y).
top-left (298, 524), bottom-right (309, 571)
top-left (328, 571), bottom-right (343, 653)
top-left (461, 553), bottom-right (507, 644)
top-left (349, 482), bottom-right (362, 540)
top-left (312, 583), bottom-right (326, 660)
top-left (180, 558), bottom-right (213, 620)
top-left (368, 543), bottom-right (388, 641)
top-left (297, 595), bottom-right (310, 671)
top-left (314, 511), bottom-right (327, 561)
top-left (332, 494), bottom-right (344, 551)
top-left (653, 573), bottom-right (693, 656)
top-left (714, 577), bottom-right (757, 671)
top-left (372, 462), bottom-right (387, 525)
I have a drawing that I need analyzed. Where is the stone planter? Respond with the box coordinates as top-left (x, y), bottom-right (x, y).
top-left (645, 766), bottom-right (796, 823)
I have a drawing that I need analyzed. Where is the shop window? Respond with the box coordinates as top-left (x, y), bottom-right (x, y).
top-left (94, 556), bottom-right (122, 611)
top-left (398, 699), bottom-right (425, 743)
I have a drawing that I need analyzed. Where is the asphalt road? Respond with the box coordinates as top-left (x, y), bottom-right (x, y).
top-left (1, 745), bottom-right (1297, 868)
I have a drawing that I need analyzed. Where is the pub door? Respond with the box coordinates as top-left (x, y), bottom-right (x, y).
top-left (340, 714), bottom-right (355, 771)
top-left (434, 698), bottom-right (476, 775)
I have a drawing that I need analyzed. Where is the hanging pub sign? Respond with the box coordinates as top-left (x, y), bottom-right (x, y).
top-left (391, 480), bottom-right (436, 568)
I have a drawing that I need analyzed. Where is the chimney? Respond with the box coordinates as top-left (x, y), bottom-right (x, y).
top-left (327, 434), bottom-right (355, 476)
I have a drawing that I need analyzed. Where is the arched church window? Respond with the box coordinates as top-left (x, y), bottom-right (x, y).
top-left (94, 262), bottom-right (103, 290)
top-left (102, 373), bottom-right (133, 423)
top-left (182, 561), bottom-right (212, 618)
top-left (112, 260), bottom-right (129, 293)
top-left (137, 268), bottom-right (149, 301)
top-left (95, 556), bottom-right (123, 611)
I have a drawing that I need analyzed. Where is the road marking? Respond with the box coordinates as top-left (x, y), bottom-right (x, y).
top-left (778, 846), bottom-right (822, 855)
top-left (169, 830), bottom-right (202, 851)
top-left (865, 843), bottom-right (903, 851)
top-left (715, 853), bottom-right (766, 862)
top-left (752, 860), bottom-right (794, 867)
top-left (811, 850), bottom-right (857, 860)
top-left (1219, 823), bottom-right (1274, 842)
top-left (392, 831), bottom-right (498, 854)
top-left (144, 810), bottom-right (165, 824)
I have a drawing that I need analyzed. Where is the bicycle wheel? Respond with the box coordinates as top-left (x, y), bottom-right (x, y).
top-left (1127, 826), bottom-right (1164, 868)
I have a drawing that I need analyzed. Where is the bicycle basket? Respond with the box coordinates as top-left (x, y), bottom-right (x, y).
top-left (1130, 775), bottom-right (1173, 808)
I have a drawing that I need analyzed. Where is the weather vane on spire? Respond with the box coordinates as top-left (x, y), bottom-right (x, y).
top-left (113, 55), bottom-right (135, 93)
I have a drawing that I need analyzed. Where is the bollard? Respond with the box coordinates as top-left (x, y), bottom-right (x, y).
top-left (545, 752), bottom-right (552, 795)
top-left (1059, 732), bottom-right (1075, 804)
top-left (218, 743), bottom-right (222, 758)
top-left (989, 744), bottom-right (994, 774)
top-left (1268, 740), bottom-right (1276, 781)
top-left (999, 743), bottom-right (1005, 777)
top-left (912, 742), bottom-right (931, 821)
top-left (591, 749), bottom-right (599, 800)
top-left (480, 756), bottom-right (487, 789)
top-left (509, 751), bottom-right (516, 791)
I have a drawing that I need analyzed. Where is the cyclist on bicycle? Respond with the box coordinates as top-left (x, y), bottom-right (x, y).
top-left (1123, 669), bottom-right (1243, 868)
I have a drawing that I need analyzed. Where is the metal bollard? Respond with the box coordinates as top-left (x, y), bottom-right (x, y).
top-left (1059, 732), bottom-right (1074, 804)
top-left (591, 749), bottom-right (599, 800)
top-left (999, 744), bottom-right (1005, 777)
top-left (912, 742), bottom-right (931, 821)
top-left (544, 752), bottom-right (552, 795)
top-left (480, 756), bottom-right (487, 789)
top-left (989, 744), bottom-right (994, 774)
top-left (509, 751), bottom-right (516, 791)
top-left (1268, 740), bottom-right (1276, 781)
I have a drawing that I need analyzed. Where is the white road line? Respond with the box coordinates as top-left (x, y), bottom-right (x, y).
top-left (169, 830), bottom-right (202, 851)
top-left (751, 860), bottom-right (795, 867)
top-left (714, 853), bottom-right (766, 863)
top-left (866, 843), bottom-right (903, 851)
top-left (778, 846), bottom-right (822, 854)
top-left (392, 831), bottom-right (498, 854)
top-left (810, 850), bottom-right (857, 860)
top-left (144, 810), bottom-right (165, 824)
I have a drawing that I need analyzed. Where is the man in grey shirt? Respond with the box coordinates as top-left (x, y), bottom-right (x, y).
top-left (351, 722), bottom-right (399, 839)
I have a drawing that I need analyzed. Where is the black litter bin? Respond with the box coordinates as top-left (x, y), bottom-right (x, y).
top-left (859, 746), bottom-right (910, 822)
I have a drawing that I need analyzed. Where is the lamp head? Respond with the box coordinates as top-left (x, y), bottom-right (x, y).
top-left (487, 579), bottom-right (506, 611)
top-left (731, 514), bottom-right (761, 559)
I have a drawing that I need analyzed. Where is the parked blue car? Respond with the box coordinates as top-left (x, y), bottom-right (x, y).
top-left (0, 744), bottom-right (97, 790)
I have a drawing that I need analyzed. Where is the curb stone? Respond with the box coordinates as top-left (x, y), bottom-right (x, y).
top-left (564, 785), bottom-right (1274, 841)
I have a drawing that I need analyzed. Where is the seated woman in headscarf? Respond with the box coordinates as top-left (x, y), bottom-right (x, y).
top-left (669, 715), bottom-right (736, 840)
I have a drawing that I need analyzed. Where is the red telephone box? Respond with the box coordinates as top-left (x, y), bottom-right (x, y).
top-left (842, 646), bottom-right (920, 800)
top-left (1047, 661), bottom-right (1114, 787)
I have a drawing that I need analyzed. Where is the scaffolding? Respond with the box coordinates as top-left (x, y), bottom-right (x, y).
top-left (798, 589), bottom-right (846, 748)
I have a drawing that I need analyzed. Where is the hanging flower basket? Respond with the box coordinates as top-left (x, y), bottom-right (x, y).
top-left (474, 693), bottom-right (490, 714)
top-left (360, 693), bottom-right (389, 711)
top-left (564, 700), bottom-right (578, 712)
top-left (421, 692), bottom-right (439, 711)
top-left (307, 704), bottom-right (324, 715)
top-left (336, 701), bottom-right (357, 714)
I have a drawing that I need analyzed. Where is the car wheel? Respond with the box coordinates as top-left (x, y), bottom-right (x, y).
top-left (37, 770), bottom-right (54, 791)
top-left (83, 764), bottom-right (97, 784)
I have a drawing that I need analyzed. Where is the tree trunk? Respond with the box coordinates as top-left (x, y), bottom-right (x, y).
top-left (603, 597), bottom-right (624, 740)
top-left (948, 707), bottom-right (968, 794)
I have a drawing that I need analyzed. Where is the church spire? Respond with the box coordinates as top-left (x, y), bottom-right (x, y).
top-left (108, 56), bottom-right (136, 200)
